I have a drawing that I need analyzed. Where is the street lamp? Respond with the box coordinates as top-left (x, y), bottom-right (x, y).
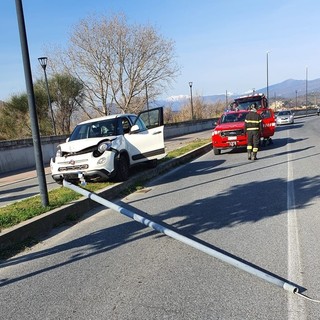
top-left (266, 51), bottom-right (269, 101)
top-left (189, 81), bottom-right (194, 120)
top-left (225, 90), bottom-right (228, 108)
top-left (38, 56), bottom-right (56, 135)
top-left (305, 66), bottom-right (308, 114)
top-left (295, 90), bottom-right (298, 109)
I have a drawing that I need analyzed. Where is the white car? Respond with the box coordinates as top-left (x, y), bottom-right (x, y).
top-left (276, 110), bottom-right (294, 125)
top-left (50, 107), bottom-right (166, 184)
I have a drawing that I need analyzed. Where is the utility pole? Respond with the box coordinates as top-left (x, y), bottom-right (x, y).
top-left (189, 82), bottom-right (194, 120)
top-left (15, 0), bottom-right (49, 206)
top-left (266, 51), bottom-right (269, 101)
top-left (145, 81), bottom-right (149, 110)
top-left (306, 66), bottom-right (308, 114)
top-left (225, 90), bottom-right (228, 109)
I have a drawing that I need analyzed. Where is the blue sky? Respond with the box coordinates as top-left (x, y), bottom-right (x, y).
top-left (1, 0), bottom-right (320, 101)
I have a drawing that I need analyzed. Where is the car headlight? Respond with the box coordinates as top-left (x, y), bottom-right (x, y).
top-left (97, 157), bottom-right (107, 165)
top-left (98, 141), bottom-right (112, 153)
top-left (56, 146), bottom-right (62, 157)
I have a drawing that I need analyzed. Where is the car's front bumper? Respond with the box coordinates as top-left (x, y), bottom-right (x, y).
top-left (212, 135), bottom-right (247, 150)
top-left (276, 118), bottom-right (293, 125)
top-left (50, 150), bottom-right (116, 183)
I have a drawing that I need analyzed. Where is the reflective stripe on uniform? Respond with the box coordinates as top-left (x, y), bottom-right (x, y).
top-left (245, 120), bottom-right (261, 124)
top-left (246, 128), bottom-right (260, 130)
top-left (253, 147), bottom-right (258, 152)
top-left (247, 145), bottom-right (253, 150)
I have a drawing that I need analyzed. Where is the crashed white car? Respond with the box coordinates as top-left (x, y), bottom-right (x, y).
top-left (50, 107), bottom-right (166, 184)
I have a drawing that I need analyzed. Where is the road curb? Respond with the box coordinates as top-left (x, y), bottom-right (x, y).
top-left (0, 143), bottom-right (212, 251)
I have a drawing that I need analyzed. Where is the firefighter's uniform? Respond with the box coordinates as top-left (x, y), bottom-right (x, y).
top-left (245, 103), bottom-right (263, 160)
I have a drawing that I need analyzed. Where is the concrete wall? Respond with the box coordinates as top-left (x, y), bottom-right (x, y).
top-left (0, 135), bottom-right (68, 174)
top-left (0, 119), bottom-right (215, 174)
top-left (163, 119), bottom-right (215, 139)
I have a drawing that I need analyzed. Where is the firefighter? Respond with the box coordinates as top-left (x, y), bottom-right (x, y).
top-left (245, 103), bottom-right (263, 160)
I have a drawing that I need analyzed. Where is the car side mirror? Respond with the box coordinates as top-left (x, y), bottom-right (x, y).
top-left (130, 124), bottom-right (140, 134)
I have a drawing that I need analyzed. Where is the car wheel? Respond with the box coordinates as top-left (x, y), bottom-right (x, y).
top-left (147, 159), bottom-right (158, 168)
top-left (114, 153), bottom-right (130, 181)
top-left (213, 148), bottom-right (221, 155)
top-left (54, 178), bottom-right (63, 185)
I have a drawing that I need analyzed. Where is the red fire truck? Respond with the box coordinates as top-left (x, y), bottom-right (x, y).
top-left (212, 94), bottom-right (276, 155)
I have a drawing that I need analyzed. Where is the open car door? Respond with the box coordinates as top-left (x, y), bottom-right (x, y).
top-left (125, 107), bottom-right (166, 164)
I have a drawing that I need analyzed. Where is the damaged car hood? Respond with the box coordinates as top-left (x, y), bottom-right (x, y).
top-left (59, 137), bottom-right (115, 153)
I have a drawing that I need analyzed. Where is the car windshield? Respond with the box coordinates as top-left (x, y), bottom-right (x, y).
top-left (221, 112), bottom-right (247, 123)
top-left (278, 111), bottom-right (291, 116)
top-left (69, 118), bottom-right (118, 141)
top-left (236, 101), bottom-right (262, 110)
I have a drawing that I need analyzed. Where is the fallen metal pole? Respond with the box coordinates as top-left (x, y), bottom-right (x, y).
top-left (63, 180), bottom-right (298, 294)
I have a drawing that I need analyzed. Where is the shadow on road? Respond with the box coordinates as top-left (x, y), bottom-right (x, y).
top-left (1, 133), bottom-right (319, 294)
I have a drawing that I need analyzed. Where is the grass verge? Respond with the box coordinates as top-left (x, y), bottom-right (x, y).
top-left (0, 139), bottom-right (210, 232)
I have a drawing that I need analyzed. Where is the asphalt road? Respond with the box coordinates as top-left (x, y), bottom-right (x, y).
top-left (1, 117), bottom-right (320, 319)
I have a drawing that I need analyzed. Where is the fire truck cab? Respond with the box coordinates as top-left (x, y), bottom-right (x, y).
top-left (234, 93), bottom-right (276, 141)
top-left (212, 93), bottom-right (276, 155)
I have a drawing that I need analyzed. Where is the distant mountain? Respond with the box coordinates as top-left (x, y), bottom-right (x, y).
top-left (259, 78), bottom-right (320, 98)
top-left (159, 78), bottom-right (320, 110)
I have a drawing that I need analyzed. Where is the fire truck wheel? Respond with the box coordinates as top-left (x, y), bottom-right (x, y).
top-left (213, 148), bottom-right (221, 155)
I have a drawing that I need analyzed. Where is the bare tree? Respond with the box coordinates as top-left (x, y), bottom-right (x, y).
top-left (51, 13), bottom-right (179, 115)
top-left (163, 98), bottom-right (227, 123)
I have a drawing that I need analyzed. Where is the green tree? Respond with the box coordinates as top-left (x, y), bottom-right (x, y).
top-left (0, 95), bottom-right (29, 139)
top-left (0, 89), bottom-right (52, 139)
top-left (47, 74), bottom-right (84, 134)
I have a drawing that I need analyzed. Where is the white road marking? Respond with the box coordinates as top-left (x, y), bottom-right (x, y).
top-left (287, 132), bottom-right (307, 320)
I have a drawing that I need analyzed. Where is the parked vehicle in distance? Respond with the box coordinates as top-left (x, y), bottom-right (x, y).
top-left (317, 108), bottom-right (320, 116)
top-left (276, 110), bottom-right (294, 125)
top-left (212, 93), bottom-right (276, 155)
top-left (50, 107), bottom-right (166, 184)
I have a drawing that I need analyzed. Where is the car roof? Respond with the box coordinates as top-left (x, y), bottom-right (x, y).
top-left (221, 108), bottom-right (273, 117)
top-left (78, 113), bottom-right (136, 125)
top-left (234, 93), bottom-right (266, 102)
